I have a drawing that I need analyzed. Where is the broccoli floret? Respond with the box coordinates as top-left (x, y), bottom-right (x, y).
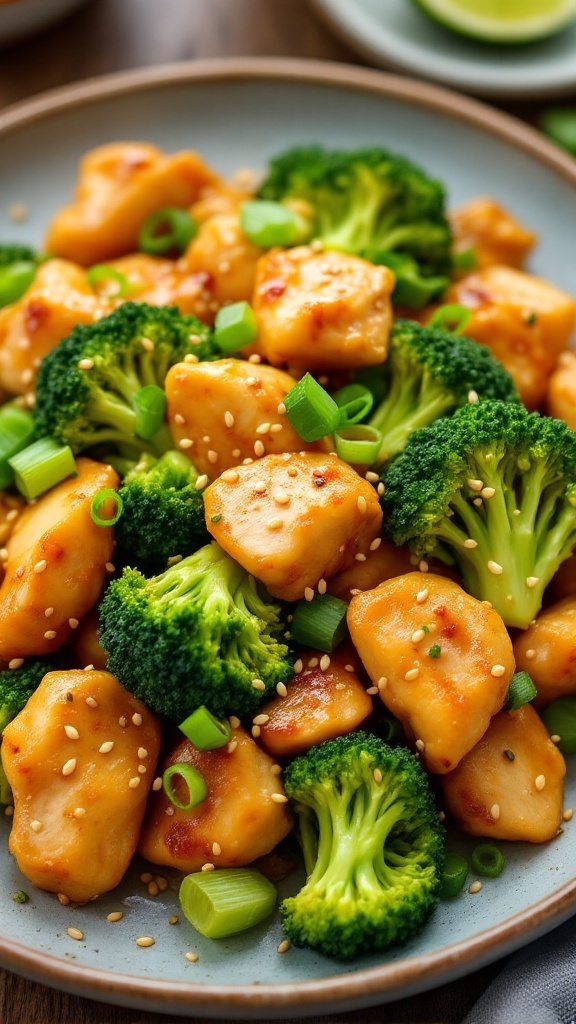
top-left (34, 302), bottom-right (215, 459)
top-left (0, 244), bottom-right (38, 268)
top-left (383, 400), bottom-right (576, 628)
top-left (0, 658), bottom-right (54, 804)
top-left (365, 319), bottom-right (519, 465)
top-left (115, 450), bottom-right (209, 573)
top-left (99, 541), bottom-right (293, 721)
top-left (258, 146), bottom-right (452, 278)
top-left (280, 732), bottom-right (444, 961)
top-left (0, 244), bottom-right (42, 308)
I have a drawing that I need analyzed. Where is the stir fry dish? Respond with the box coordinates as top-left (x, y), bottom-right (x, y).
top-left (0, 140), bottom-right (575, 962)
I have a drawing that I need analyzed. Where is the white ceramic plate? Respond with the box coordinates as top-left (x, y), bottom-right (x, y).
top-left (0, 60), bottom-right (575, 1019)
top-left (310, 0), bottom-right (576, 98)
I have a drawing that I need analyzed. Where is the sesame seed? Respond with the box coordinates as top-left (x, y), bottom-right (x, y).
top-left (463, 539), bottom-right (478, 549)
top-left (152, 777), bottom-right (162, 791)
top-left (57, 893), bottom-right (70, 905)
top-left (256, 422), bottom-right (271, 435)
top-left (469, 881), bottom-right (482, 894)
top-left (357, 495), bottom-right (367, 513)
top-left (184, 352), bottom-right (199, 364)
top-left (148, 881), bottom-right (159, 897)
top-left (140, 872), bottom-right (153, 883)
top-left (277, 939), bottom-right (291, 954)
top-left (468, 390), bottom-right (479, 404)
top-left (178, 438), bottom-right (194, 450)
top-left (44, 630), bottom-right (57, 640)
top-left (487, 561), bottom-right (503, 575)
top-left (308, 657), bottom-right (319, 668)
top-left (525, 649), bottom-right (536, 660)
top-left (135, 936), bottom-right (155, 948)
top-left (254, 440), bottom-right (265, 457)
top-left (416, 589), bottom-right (429, 604)
top-left (68, 618), bottom-right (79, 629)
top-left (44, 607), bottom-right (54, 618)
top-left (335, 682), bottom-right (346, 690)
top-left (8, 658), bottom-right (24, 670)
top-left (174, 413), bottom-right (185, 425)
top-left (467, 479), bottom-right (483, 492)
top-left (317, 578), bottom-right (327, 595)
top-left (73, 807), bottom-right (86, 818)
top-left (185, 951), bottom-right (199, 962)
top-left (354, 553), bottom-right (367, 562)
top-left (224, 411), bottom-right (235, 428)
top-left (417, 560), bottom-right (428, 572)
top-left (156, 876), bottom-right (168, 891)
top-left (304, 587), bottom-right (315, 602)
top-left (78, 358), bottom-right (94, 371)
top-left (105, 562), bottom-right (115, 573)
top-left (4, 806), bottom-right (13, 817)
top-left (415, 739), bottom-right (426, 752)
top-left (276, 681), bottom-right (288, 697)
top-left (365, 471), bottom-right (379, 483)
top-left (273, 490), bottom-right (290, 506)
top-left (30, 820), bottom-right (43, 832)
top-left (490, 664), bottom-right (506, 677)
top-left (378, 677), bottom-right (388, 691)
top-left (277, 402), bottom-right (287, 415)
top-left (481, 487), bottom-right (496, 499)
top-left (373, 768), bottom-right (383, 783)
top-left (5, 509), bottom-right (18, 522)
top-left (201, 863), bottom-right (215, 872)
top-left (227, 739), bottom-right (238, 754)
top-left (317, 655), bottom-right (330, 673)
top-left (526, 577), bottom-right (539, 589)
top-left (551, 734), bottom-right (561, 743)
top-left (482, 600), bottom-right (493, 608)
top-left (64, 725), bottom-right (79, 740)
top-left (253, 714), bottom-right (270, 726)
top-left (141, 337), bottom-right (154, 352)
top-left (195, 474), bottom-right (208, 490)
top-left (207, 450), bottom-right (219, 464)
top-left (229, 715), bottom-right (241, 729)
top-left (129, 777), bottom-right (141, 789)
top-left (513, 508), bottom-right (522, 516)
top-left (405, 668), bottom-right (419, 681)
top-left (132, 713), bottom-right (143, 726)
top-left (490, 803), bottom-right (500, 821)
top-left (248, 354), bottom-right (262, 364)
top-left (473, 497), bottom-right (483, 507)
top-left (33, 559), bottom-right (47, 574)
top-left (251, 725), bottom-right (261, 738)
top-left (62, 758), bottom-right (77, 777)
top-left (439, 811), bottom-right (445, 822)
top-left (535, 774), bottom-right (546, 791)
top-left (377, 483), bottom-right (385, 496)
top-left (221, 469), bottom-right (239, 484)
top-left (99, 741), bottom-right (114, 754)
top-left (287, 466), bottom-right (298, 477)
top-left (412, 629), bottom-right (426, 643)
top-left (271, 793), bottom-right (288, 803)
top-left (119, 715), bottom-right (127, 726)
top-left (370, 537), bottom-right (382, 551)
top-left (251, 679), bottom-right (266, 691)
top-left (232, 448), bottom-right (241, 458)
top-left (266, 517), bottom-right (284, 531)
top-left (107, 911), bottom-right (123, 922)
top-left (294, 659), bottom-right (304, 674)
top-left (67, 927), bottom-right (84, 941)
top-left (563, 809), bottom-right (573, 821)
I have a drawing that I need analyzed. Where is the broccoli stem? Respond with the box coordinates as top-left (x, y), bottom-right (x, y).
top-left (369, 372), bottom-right (455, 466)
top-left (86, 388), bottom-right (173, 457)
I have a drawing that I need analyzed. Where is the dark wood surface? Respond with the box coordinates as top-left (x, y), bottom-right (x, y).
top-left (0, 1), bottom-right (562, 1021)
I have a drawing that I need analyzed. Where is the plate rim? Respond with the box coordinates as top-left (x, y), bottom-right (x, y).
top-left (308, 0), bottom-right (576, 100)
top-left (0, 56), bottom-right (575, 1015)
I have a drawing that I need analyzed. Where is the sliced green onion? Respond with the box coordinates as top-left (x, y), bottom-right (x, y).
top-left (542, 697), bottom-right (576, 755)
top-left (440, 852), bottom-right (468, 899)
top-left (283, 373), bottom-right (340, 442)
top-left (0, 403), bottom-right (36, 490)
top-left (214, 301), bottom-right (258, 353)
top-left (452, 248), bottom-right (478, 272)
top-left (138, 207), bottom-right (198, 255)
top-left (333, 383), bottom-right (374, 426)
top-left (471, 843), bottom-right (505, 879)
top-left (0, 261), bottom-right (36, 308)
top-left (333, 425), bottom-right (383, 465)
top-left (427, 303), bottom-right (471, 335)
top-left (240, 200), bottom-right (310, 248)
top-left (162, 763), bottom-right (207, 812)
top-left (90, 488), bottom-right (123, 527)
top-left (377, 710), bottom-right (405, 747)
top-left (428, 644), bottom-right (441, 658)
top-left (367, 250), bottom-right (448, 310)
top-left (290, 593), bottom-right (348, 652)
top-left (540, 108), bottom-right (576, 157)
top-left (179, 706), bottom-right (232, 750)
top-left (8, 438), bottom-right (76, 500)
top-left (179, 867), bottom-right (277, 939)
top-left (12, 890), bottom-right (29, 904)
top-left (506, 670), bottom-right (537, 711)
top-left (87, 264), bottom-right (131, 298)
top-left (133, 385), bottom-right (167, 440)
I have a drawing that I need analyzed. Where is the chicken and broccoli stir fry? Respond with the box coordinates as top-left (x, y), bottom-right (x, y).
top-left (0, 140), bottom-right (575, 962)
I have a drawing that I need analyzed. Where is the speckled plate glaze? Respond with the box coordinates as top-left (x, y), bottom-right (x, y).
top-left (0, 60), bottom-right (575, 1019)
top-left (310, 0), bottom-right (576, 98)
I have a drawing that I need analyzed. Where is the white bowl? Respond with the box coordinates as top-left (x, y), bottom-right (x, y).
top-left (0, 0), bottom-right (90, 46)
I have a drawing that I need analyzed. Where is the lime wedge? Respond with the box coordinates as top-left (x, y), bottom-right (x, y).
top-left (412, 0), bottom-right (576, 43)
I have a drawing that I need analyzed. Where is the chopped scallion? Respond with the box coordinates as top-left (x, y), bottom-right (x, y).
top-left (90, 488), bottom-right (123, 527)
top-left (540, 108), bottom-right (576, 157)
top-left (427, 304), bottom-right (471, 335)
top-left (542, 697), bottom-right (576, 755)
top-left (452, 248), bottom-right (478, 272)
top-left (213, 301), bottom-right (258, 353)
top-left (162, 763), bottom-right (207, 812)
top-left (283, 373), bottom-right (340, 442)
top-left (440, 852), bottom-right (468, 899)
top-left (332, 383), bottom-right (374, 426)
top-left (333, 425), bottom-right (383, 465)
top-left (0, 261), bottom-right (36, 308)
top-left (471, 843), bottom-right (505, 879)
top-left (505, 670), bottom-right (537, 711)
top-left (133, 385), bottom-right (167, 440)
top-left (138, 207), bottom-right (198, 255)
top-left (179, 867), bottom-right (277, 938)
top-left (0, 403), bottom-right (36, 490)
top-left (240, 200), bottom-right (310, 248)
top-left (179, 706), bottom-right (231, 750)
top-left (368, 250), bottom-right (448, 309)
top-left (87, 265), bottom-right (131, 298)
top-left (290, 593), bottom-right (348, 652)
top-left (8, 438), bottom-right (76, 500)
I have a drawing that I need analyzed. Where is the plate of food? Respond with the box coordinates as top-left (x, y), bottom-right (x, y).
top-left (309, 0), bottom-right (576, 99)
top-left (0, 59), bottom-right (575, 1019)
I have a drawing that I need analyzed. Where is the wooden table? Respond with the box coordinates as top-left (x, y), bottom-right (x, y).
top-left (0, 1), bottom-right (562, 1020)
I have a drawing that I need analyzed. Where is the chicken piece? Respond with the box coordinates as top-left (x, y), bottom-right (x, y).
top-left (549, 554), bottom-right (576, 602)
top-left (204, 452), bottom-right (382, 601)
top-left (0, 259), bottom-right (108, 395)
top-left (165, 358), bottom-right (327, 478)
top-left (442, 705), bottom-right (565, 843)
top-left (251, 246), bottom-right (395, 370)
top-left (71, 608), bottom-right (108, 671)
top-left (109, 251), bottom-right (219, 323)
top-left (45, 142), bottom-right (219, 266)
top-left (547, 351), bottom-right (576, 431)
top-left (138, 727), bottom-right (292, 872)
top-left (347, 573), bottom-right (514, 774)
top-left (514, 598), bottom-right (576, 709)
top-left (257, 648), bottom-right (373, 758)
top-left (450, 197), bottom-right (536, 271)
top-left (0, 458), bottom-right (118, 660)
top-left (444, 266), bottom-right (576, 410)
top-left (183, 212), bottom-right (263, 309)
top-left (2, 669), bottom-right (161, 901)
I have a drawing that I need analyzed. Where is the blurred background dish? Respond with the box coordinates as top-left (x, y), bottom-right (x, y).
top-left (309, 0), bottom-right (576, 98)
top-left (0, 0), bottom-right (90, 47)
